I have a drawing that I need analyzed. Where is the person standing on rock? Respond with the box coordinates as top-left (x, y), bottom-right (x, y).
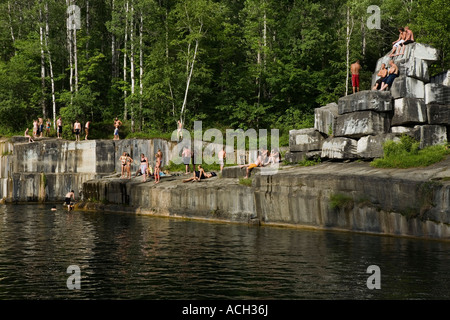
top-left (46, 119), bottom-right (51, 137)
top-left (126, 153), bottom-right (134, 179)
top-left (154, 152), bottom-right (161, 184)
top-left (74, 120), bottom-right (81, 142)
top-left (379, 60), bottom-right (399, 91)
top-left (85, 120), bottom-right (91, 140)
top-left (218, 147), bottom-right (226, 172)
top-left (114, 117), bottom-right (122, 140)
top-left (140, 153), bottom-right (149, 182)
top-left (119, 152), bottom-right (128, 178)
top-left (57, 116), bottom-right (63, 139)
top-left (372, 63), bottom-right (388, 90)
top-left (182, 147), bottom-right (191, 174)
top-left (351, 60), bottom-right (361, 94)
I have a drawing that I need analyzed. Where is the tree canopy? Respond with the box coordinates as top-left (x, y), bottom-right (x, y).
top-left (0, 0), bottom-right (448, 142)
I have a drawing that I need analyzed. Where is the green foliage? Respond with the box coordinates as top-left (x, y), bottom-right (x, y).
top-left (239, 178), bottom-right (253, 187)
top-left (297, 157), bottom-right (321, 167)
top-left (329, 193), bottom-right (354, 211)
top-left (371, 135), bottom-right (450, 168)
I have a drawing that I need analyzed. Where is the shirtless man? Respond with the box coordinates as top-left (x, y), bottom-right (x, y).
top-left (372, 63), bottom-right (388, 90)
top-left (177, 120), bottom-right (183, 141)
top-left (379, 60), bottom-right (399, 91)
top-left (351, 60), bottom-right (361, 94)
top-left (85, 120), bottom-right (90, 140)
top-left (390, 27), bottom-right (406, 57)
top-left (398, 26), bottom-right (414, 56)
top-left (114, 117), bottom-right (122, 140)
top-left (73, 120), bottom-right (81, 141)
top-left (57, 116), bottom-right (63, 139)
top-left (218, 147), bottom-right (226, 172)
top-left (65, 190), bottom-right (75, 211)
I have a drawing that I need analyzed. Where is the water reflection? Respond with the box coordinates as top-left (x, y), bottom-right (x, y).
top-left (0, 204), bottom-right (449, 300)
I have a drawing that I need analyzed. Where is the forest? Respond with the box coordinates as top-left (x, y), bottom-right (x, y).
top-left (0, 0), bottom-right (449, 144)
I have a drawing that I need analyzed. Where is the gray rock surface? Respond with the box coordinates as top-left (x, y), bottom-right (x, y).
top-left (390, 75), bottom-right (425, 99)
top-left (338, 90), bottom-right (393, 114)
top-left (321, 137), bottom-right (358, 159)
top-left (314, 103), bottom-right (338, 135)
top-left (424, 83), bottom-right (450, 105)
top-left (289, 128), bottom-right (326, 152)
top-left (333, 111), bottom-right (390, 138)
top-left (426, 104), bottom-right (450, 125)
top-left (391, 98), bottom-right (427, 125)
top-left (356, 134), bottom-right (400, 159)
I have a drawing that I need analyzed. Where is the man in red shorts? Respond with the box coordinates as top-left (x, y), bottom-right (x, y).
top-left (351, 60), bottom-right (361, 94)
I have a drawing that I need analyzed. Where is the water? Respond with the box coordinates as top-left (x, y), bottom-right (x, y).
top-left (0, 204), bottom-right (449, 300)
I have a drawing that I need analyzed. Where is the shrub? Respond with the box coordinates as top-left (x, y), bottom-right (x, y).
top-left (329, 193), bottom-right (354, 211)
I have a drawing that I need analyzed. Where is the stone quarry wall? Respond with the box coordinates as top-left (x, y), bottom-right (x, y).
top-left (286, 43), bottom-right (450, 163)
top-left (0, 137), bottom-right (177, 202)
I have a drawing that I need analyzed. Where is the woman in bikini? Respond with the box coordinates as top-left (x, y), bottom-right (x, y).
top-left (119, 152), bottom-right (128, 178)
top-left (154, 153), bottom-right (161, 184)
top-left (140, 153), bottom-right (149, 182)
top-left (126, 153), bottom-right (134, 179)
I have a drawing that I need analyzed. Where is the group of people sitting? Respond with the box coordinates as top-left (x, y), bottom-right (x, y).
top-left (372, 26), bottom-right (414, 92)
top-left (240, 148), bottom-right (280, 179)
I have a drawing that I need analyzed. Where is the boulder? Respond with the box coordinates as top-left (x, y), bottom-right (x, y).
top-left (338, 90), bottom-right (393, 114)
top-left (289, 128), bottom-right (325, 152)
top-left (284, 151), bottom-right (321, 164)
top-left (427, 104), bottom-right (450, 125)
top-left (414, 125), bottom-right (447, 149)
top-left (390, 126), bottom-right (419, 136)
top-left (321, 137), bottom-right (358, 159)
top-left (314, 103), bottom-right (338, 135)
top-left (430, 70), bottom-right (450, 87)
top-left (424, 83), bottom-right (450, 105)
top-left (333, 111), bottom-right (391, 139)
top-left (390, 76), bottom-right (425, 99)
top-left (402, 57), bottom-right (430, 82)
top-left (391, 98), bottom-right (427, 126)
top-left (357, 134), bottom-right (400, 159)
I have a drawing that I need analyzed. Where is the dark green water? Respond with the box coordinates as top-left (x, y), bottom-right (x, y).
top-left (0, 204), bottom-right (449, 300)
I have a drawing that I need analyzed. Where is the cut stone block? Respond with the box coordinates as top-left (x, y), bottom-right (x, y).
top-left (427, 104), bottom-right (450, 125)
top-left (333, 111), bottom-right (390, 139)
top-left (314, 103), bottom-right (338, 135)
top-left (357, 134), bottom-right (400, 159)
top-left (424, 83), bottom-right (450, 105)
top-left (403, 57), bottom-right (430, 82)
top-left (390, 76), bottom-right (425, 99)
top-left (415, 125), bottom-right (447, 149)
top-left (284, 151), bottom-right (321, 164)
top-left (390, 126), bottom-right (419, 136)
top-left (289, 128), bottom-right (325, 152)
top-left (338, 90), bottom-right (393, 115)
top-left (430, 70), bottom-right (450, 87)
top-left (321, 137), bottom-right (358, 159)
top-left (391, 98), bottom-right (427, 125)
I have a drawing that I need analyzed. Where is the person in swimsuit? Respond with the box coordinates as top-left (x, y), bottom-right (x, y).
top-left (182, 165), bottom-right (212, 182)
top-left (398, 26), bottom-right (414, 56)
top-left (46, 119), bottom-right (51, 137)
top-left (114, 117), bottom-right (122, 140)
top-left (177, 120), bottom-right (183, 141)
top-left (126, 153), bottom-right (134, 179)
top-left (85, 121), bottom-right (90, 140)
top-left (154, 153), bottom-right (161, 184)
top-left (57, 116), bottom-right (63, 139)
top-left (24, 128), bottom-right (34, 143)
top-left (65, 190), bottom-right (75, 211)
top-left (350, 60), bottom-right (361, 94)
top-left (379, 60), bottom-right (399, 91)
top-left (182, 147), bottom-right (191, 174)
top-left (240, 154), bottom-right (263, 179)
top-left (74, 120), bottom-right (81, 141)
top-left (139, 153), bottom-right (148, 182)
top-left (218, 147), bottom-right (226, 172)
top-left (390, 27), bottom-right (406, 57)
top-left (119, 152), bottom-right (128, 178)
top-left (33, 119), bottom-right (38, 138)
top-left (372, 63), bottom-right (388, 90)
top-left (38, 118), bottom-right (44, 138)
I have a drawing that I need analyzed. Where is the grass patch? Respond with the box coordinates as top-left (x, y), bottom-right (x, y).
top-left (329, 193), bottom-right (354, 211)
top-left (239, 178), bottom-right (253, 187)
top-left (297, 157), bottom-right (321, 167)
top-left (370, 135), bottom-right (450, 168)
top-left (164, 160), bottom-right (221, 173)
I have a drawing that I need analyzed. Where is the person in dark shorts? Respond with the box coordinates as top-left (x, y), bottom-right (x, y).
top-left (379, 60), bottom-right (399, 91)
top-left (372, 63), bottom-right (388, 90)
top-left (398, 26), bottom-right (414, 56)
top-left (65, 190), bottom-right (75, 211)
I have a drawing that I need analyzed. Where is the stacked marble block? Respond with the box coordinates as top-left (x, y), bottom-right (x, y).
top-left (285, 43), bottom-right (450, 162)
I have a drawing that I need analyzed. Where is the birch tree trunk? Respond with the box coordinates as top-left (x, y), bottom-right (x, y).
top-left (130, 1), bottom-right (135, 132)
top-left (66, 0), bottom-right (74, 98)
top-left (7, 1), bottom-right (16, 55)
top-left (345, 6), bottom-right (354, 96)
top-left (44, 1), bottom-right (56, 129)
top-left (111, 0), bottom-right (117, 78)
top-left (139, 10), bottom-right (144, 131)
top-left (39, 3), bottom-right (46, 118)
top-left (123, 1), bottom-right (129, 120)
top-left (74, 25), bottom-right (78, 92)
top-left (86, 0), bottom-right (90, 58)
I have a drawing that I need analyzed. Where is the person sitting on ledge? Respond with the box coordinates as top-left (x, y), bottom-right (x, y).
top-left (372, 63), bottom-right (388, 90)
top-left (397, 26), bottom-right (414, 56)
top-left (24, 128), bottom-right (34, 143)
top-left (183, 165), bottom-right (212, 182)
top-left (389, 27), bottom-right (405, 57)
top-left (240, 154), bottom-right (263, 179)
top-left (379, 60), bottom-right (398, 91)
